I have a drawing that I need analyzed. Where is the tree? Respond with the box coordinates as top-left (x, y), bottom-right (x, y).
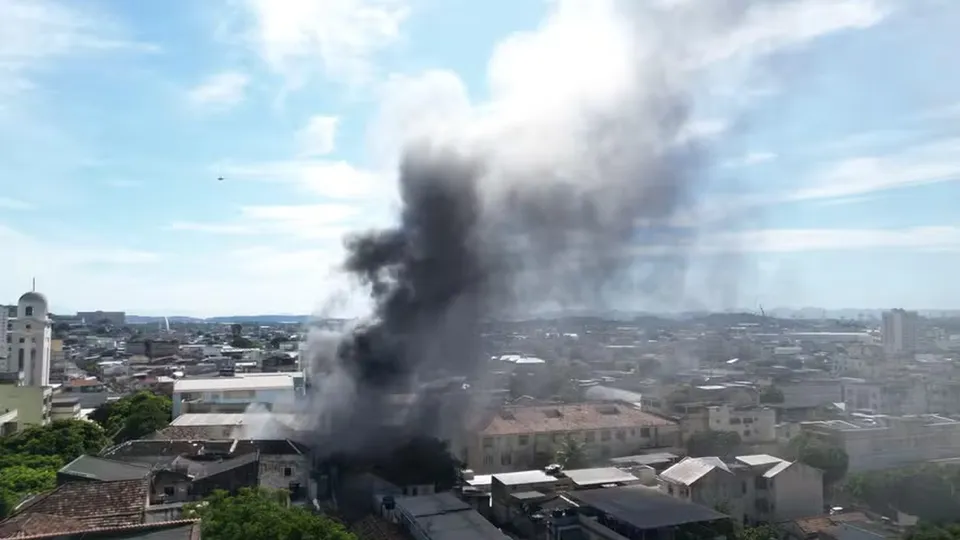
top-left (759, 386), bottom-right (784, 404)
top-left (737, 525), bottom-right (780, 540)
top-left (0, 419), bottom-right (111, 461)
top-left (788, 434), bottom-right (848, 488)
top-left (231, 336), bottom-right (256, 348)
top-left (555, 437), bottom-right (589, 469)
top-left (906, 523), bottom-right (960, 540)
top-left (186, 488), bottom-right (355, 540)
top-left (841, 464), bottom-right (960, 523)
top-left (91, 391), bottom-right (172, 443)
top-left (685, 430), bottom-right (742, 458)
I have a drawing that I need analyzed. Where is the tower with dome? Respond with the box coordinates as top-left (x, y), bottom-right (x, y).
top-left (4, 289), bottom-right (52, 387)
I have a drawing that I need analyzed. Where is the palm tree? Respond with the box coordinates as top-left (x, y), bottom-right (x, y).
top-left (555, 437), bottom-right (589, 469)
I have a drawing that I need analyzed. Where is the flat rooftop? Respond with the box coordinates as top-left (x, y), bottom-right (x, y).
top-left (571, 486), bottom-right (728, 530)
top-left (173, 374), bottom-right (295, 393)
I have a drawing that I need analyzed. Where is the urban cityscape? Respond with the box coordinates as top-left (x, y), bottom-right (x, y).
top-left (4, 286), bottom-right (960, 539)
top-left (2, 0), bottom-right (959, 539)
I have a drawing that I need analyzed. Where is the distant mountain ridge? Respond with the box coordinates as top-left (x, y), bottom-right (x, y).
top-left (126, 314), bottom-right (311, 324)
top-left (124, 308), bottom-right (960, 325)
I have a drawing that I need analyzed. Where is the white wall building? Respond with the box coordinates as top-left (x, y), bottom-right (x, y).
top-left (882, 309), bottom-right (918, 355)
top-left (0, 306), bottom-right (8, 364)
top-left (3, 292), bottom-right (52, 387)
top-left (171, 373), bottom-right (300, 418)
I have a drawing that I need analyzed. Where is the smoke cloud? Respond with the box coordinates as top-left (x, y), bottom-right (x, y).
top-left (279, 0), bottom-right (884, 456)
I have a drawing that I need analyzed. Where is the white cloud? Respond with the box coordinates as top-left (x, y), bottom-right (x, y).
top-left (0, 0), bottom-right (157, 97)
top-left (187, 71), bottom-right (250, 110)
top-left (240, 0), bottom-right (409, 87)
top-left (297, 115), bottom-right (339, 156)
top-left (168, 203), bottom-right (368, 242)
top-left (791, 138), bottom-right (960, 200)
top-left (221, 159), bottom-right (394, 202)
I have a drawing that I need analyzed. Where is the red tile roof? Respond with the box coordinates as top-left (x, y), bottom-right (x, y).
top-left (479, 402), bottom-right (676, 436)
top-left (0, 479), bottom-right (148, 538)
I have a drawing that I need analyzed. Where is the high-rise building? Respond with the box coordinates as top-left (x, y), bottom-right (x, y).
top-left (4, 292), bottom-right (52, 386)
top-left (882, 308), bottom-right (919, 355)
top-left (0, 306), bottom-right (8, 364)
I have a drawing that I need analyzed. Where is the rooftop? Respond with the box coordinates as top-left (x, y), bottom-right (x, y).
top-left (0, 479), bottom-right (148, 538)
top-left (173, 374), bottom-right (294, 393)
top-left (660, 457), bottom-right (731, 486)
top-left (58, 455), bottom-right (153, 482)
top-left (562, 467), bottom-right (640, 487)
top-left (492, 470), bottom-right (558, 486)
top-left (394, 493), bottom-right (509, 540)
top-left (480, 403), bottom-right (674, 436)
top-left (570, 485), bottom-right (728, 530)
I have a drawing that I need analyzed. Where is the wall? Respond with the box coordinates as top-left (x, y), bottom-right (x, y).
top-left (0, 385), bottom-right (50, 425)
top-left (471, 423), bottom-right (680, 474)
top-left (770, 463), bottom-right (823, 521)
top-left (259, 454), bottom-right (310, 499)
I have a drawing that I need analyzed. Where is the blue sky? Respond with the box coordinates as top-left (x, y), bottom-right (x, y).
top-left (1, 0), bottom-right (959, 317)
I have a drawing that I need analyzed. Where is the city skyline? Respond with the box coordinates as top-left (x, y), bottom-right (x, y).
top-left (2, 0), bottom-right (960, 316)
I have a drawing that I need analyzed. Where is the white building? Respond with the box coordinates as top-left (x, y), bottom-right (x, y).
top-left (0, 306), bottom-right (8, 363)
top-left (3, 292), bottom-right (52, 387)
top-left (659, 454), bottom-right (823, 524)
top-left (171, 373), bottom-right (301, 418)
top-left (881, 309), bottom-right (918, 355)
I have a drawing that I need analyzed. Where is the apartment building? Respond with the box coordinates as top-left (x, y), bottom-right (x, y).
top-left (659, 454), bottom-right (823, 524)
top-left (469, 402), bottom-right (680, 474)
top-left (681, 404), bottom-right (776, 444)
top-left (801, 413), bottom-right (960, 471)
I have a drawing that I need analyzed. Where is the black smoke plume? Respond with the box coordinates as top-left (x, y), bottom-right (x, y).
top-left (286, 0), bottom-right (802, 457)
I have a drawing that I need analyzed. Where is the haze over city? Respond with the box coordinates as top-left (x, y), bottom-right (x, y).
top-left (2, 0), bottom-right (960, 317)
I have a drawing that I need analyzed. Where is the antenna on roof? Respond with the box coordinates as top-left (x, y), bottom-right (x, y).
top-left (31, 277), bottom-right (35, 292)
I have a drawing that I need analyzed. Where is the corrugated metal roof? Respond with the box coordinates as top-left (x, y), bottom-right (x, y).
top-left (562, 467), bottom-right (640, 487)
top-left (659, 457), bottom-right (731, 486)
top-left (492, 470), bottom-right (558, 486)
top-left (736, 454), bottom-right (784, 467)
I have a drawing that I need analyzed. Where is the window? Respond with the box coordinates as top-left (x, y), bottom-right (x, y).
top-left (284, 467), bottom-right (292, 477)
top-left (483, 437), bottom-right (494, 448)
top-left (585, 431), bottom-right (596, 442)
top-left (640, 427), bottom-right (650, 438)
top-left (600, 430), bottom-right (611, 441)
top-left (518, 435), bottom-right (529, 446)
top-left (18, 337), bottom-right (24, 343)
top-left (744, 417), bottom-right (754, 424)
top-left (501, 453), bottom-right (512, 466)
top-left (616, 430), bottom-right (625, 441)
top-left (742, 481), bottom-right (747, 494)
top-left (164, 486), bottom-right (175, 496)
top-left (483, 455), bottom-right (494, 465)
top-left (17, 349), bottom-right (24, 371)
top-left (730, 418), bottom-right (742, 424)
top-left (25, 324), bottom-right (30, 331)
top-left (25, 306), bottom-right (33, 317)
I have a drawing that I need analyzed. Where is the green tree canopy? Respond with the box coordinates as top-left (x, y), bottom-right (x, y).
top-left (737, 525), bottom-right (780, 540)
top-left (685, 430), bottom-right (742, 458)
top-left (842, 464), bottom-right (960, 523)
top-left (187, 488), bottom-right (355, 540)
top-left (787, 434), bottom-right (848, 487)
top-left (555, 437), bottom-right (589, 469)
top-left (0, 419), bottom-right (110, 461)
top-left (758, 386), bottom-right (784, 404)
top-left (906, 523), bottom-right (960, 540)
top-left (91, 391), bottom-right (172, 443)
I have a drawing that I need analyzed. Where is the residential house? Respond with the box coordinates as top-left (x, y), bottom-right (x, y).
top-left (659, 454), bottom-right (823, 524)
top-left (0, 478), bottom-right (201, 539)
top-left (171, 374), bottom-right (302, 418)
